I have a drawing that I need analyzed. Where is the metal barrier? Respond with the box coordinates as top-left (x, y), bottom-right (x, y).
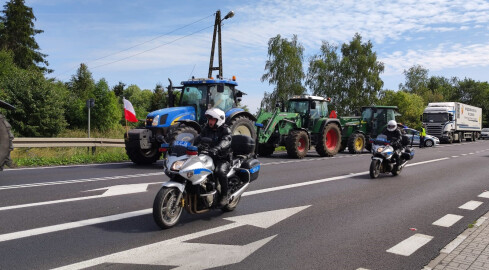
top-left (12, 138), bottom-right (125, 148)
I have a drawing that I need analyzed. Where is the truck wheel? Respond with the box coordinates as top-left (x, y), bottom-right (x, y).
top-left (257, 143), bottom-right (275, 157)
top-left (125, 134), bottom-right (162, 165)
top-left (347, 133), bottom-right (365, 154)
top-left (0, 114), bottom-right (14, 170)
top-left (286, 130), bottom-right (309, 159)
top-left (229, 116), bottom-right (256, 140)
top-left (316, 124), bottom-right (341, 157)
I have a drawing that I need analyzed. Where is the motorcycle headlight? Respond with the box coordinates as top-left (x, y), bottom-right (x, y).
top-left (377, 147), bottom-right (384, 153)
top-left (170, 160), bottom-right (185, 171)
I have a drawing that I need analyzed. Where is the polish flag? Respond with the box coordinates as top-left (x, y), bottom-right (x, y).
top-left (123, 98), bottom-right (138, 122)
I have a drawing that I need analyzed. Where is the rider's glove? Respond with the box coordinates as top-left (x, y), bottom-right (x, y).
top-left (209, 147), bottom-right (219, 156)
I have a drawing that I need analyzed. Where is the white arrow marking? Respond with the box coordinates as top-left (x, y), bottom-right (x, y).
top-left (0, 183), bottom-right (159, 211)
top-left (52, 205), bottom-right (310, 270)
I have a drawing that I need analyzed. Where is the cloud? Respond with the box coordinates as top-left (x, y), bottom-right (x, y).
top-left (381, 43), bottom-right (489, 74)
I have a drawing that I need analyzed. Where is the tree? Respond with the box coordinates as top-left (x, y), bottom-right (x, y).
top-left (307, 34), bottom-right (384, 115)
top-left (90, 79), bottom-right (120, 131)
top-left (0, 50), bottom-right (67, 136)
top-left (0, 0), bottom-right (50, 73)
top-left (65, 63), bottom-right (95, 129)
top-left (399, 65), bottom-right (429, 97)
top-left (378, 90), bottom-right (424, 129)
top-left (112, 81), bottom-right (125, 97)
top-left (455, 79), bottom-right (489, 126)
top-left (261, 34), bottom-right (306, 110)
top-left (123, 85), bottom-right (153, 120)
top-left (149, 84), bottom-right (167, 111)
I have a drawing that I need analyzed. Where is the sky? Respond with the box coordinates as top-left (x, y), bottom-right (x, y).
top-left (5, 0), bottom-right (489, 114)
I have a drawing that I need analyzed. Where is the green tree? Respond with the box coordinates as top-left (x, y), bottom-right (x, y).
top-left (261, 34), bottom-right (306, 110)
top-left (149, 84), bottom-right (167, 111)
top-left (0, 0), bottom-right (50, 72)
top-left (0, 50), bottom-right (67, 136)
top-left (455, 79), bottom-right (489, 126)
top-left (90, 79), bottom-right (120, 131)
top-left (399, 65), bottom-right (429, 97)
top-left (307, 33), bottom-right (384, 115)
top-left (65, 63), bottom-right (95, 129)
top-left (112, 81), bottom-right (125, 97)
top-left (123, 85), bottom-right (153, 120)
top-left (378, 90), bottom-right (424, 129)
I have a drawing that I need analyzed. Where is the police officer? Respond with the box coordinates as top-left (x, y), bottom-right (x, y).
top-left (420, 124), bottom-right (426, 148)
top-left (194, 108), bottom-right (232, 206)
top-left (382, 120), bottom-right (403, 166)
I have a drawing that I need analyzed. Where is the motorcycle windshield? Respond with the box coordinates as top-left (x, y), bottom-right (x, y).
top-left (373, 134), bottom-right (390, 145)
top-left (171, 133), bottom-right (196, 157)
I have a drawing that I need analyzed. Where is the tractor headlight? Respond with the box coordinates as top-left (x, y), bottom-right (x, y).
top-left (170, 160), bottom-right (185, 171)
top-left (152, 115), bottom-right (160, 126)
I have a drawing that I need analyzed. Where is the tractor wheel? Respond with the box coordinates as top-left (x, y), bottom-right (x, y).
top-left (348, 133), bottom-right (366, 154)
top-left (168, 125), bottom-right (199, 145)
top-left (229, 116), bottom-right (256, 140)
top-left (286, 130), bottom-right (309, 159)
top-left (0, 114), bottom-right (14, 171)
top-left (316, 124), bottom-right (341, 157)
top-left (257, 143), bottom-right (275, 157)
top-left (125, 135), bottom-right (162, 165)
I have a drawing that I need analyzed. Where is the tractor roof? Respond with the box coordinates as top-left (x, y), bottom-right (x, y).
top-left (181, 77), bottom-right (238, 86)
top-left (289, 95), bottom-right (329, 102)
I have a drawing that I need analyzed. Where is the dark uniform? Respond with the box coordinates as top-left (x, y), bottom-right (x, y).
top-left (382, 127), bottom-right (403, 165)
top-left (194, 124), bottom-right (232, 202)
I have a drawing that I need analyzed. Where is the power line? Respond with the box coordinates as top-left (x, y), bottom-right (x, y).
top-left (53, 13), bottom-right (215, 79)
top-left (90, 24), bottom-right (214, 69)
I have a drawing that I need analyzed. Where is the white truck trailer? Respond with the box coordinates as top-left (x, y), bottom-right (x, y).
top-left (422, 102), bottom-right (482, 143)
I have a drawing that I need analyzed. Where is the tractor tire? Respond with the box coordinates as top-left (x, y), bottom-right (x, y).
top-left (229, 116), bottom-right (256, 140)
top-left (0, 114), bottom-right (14, 171)
top-left (316, 124), bottom-right (341, 157)
top-left (125, 135), bottom-right (162, 165)
top-left (286, 130), bottom-right (309, 159)
top-left (167, 125), bottom-right (199, 145)
top-left (257, 143), bottom-right (275, 157)
top-left (348, 133), bottom-right (366, 154)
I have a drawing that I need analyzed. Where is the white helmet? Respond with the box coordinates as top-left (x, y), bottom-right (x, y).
top-left (387, 120), bottom-right (398, 132)
top-left (205, 108), bottom-right (225, 128)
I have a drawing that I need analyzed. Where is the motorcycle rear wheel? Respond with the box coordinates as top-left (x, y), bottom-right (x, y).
top-left (369, 159), bottom-right (381, 179)
top-left (153, 187), bottom-right (184, 229)
top-left (222, 195), bottom-right (240, 212)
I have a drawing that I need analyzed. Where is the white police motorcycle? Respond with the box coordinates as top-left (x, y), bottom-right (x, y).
top-left (153, 132), bottom-right (260, 229)
top-left (369, 134), bottom-right (415, 178)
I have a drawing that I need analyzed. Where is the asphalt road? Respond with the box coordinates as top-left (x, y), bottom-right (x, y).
top-left (1, 141), bottom-right (489, 270)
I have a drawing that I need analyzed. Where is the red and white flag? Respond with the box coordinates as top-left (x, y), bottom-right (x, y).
top-left (123, 98), bottom-right (138, 122)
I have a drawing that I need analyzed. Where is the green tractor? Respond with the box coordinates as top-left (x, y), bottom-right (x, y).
top-left (256, 95), bottom-right (342, 159)
top-left (339, 106), bottom-right (400, 154)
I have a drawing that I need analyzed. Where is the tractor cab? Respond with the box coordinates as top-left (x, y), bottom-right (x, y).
top-left (287, 95), bottom-right (330, 129)
top-left (361, 106), bottom-right (399, 137)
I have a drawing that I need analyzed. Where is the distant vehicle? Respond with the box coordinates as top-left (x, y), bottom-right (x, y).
top-left (481, 128), bottom-right (489, 140)
top-left (422, 102), bottom-right (482, 143)
top-left (403, 128), bottom-right (439, 147)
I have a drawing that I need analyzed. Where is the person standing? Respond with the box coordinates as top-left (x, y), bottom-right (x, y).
top-left (420, 124), bottom-right (426, 148)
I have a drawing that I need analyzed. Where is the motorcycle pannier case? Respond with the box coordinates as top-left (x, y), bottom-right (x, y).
top-left (231, 135), bottom-right (256, 156)
top-left (239, 159), bottom-right (261, 181)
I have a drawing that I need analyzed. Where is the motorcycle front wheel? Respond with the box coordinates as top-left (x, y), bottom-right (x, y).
top-left (153, 187), bottom-right (184, 229)
top-left (369, 159), bottom-right (381, 179)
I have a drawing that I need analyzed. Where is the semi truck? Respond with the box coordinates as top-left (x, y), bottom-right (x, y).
top-left (422, 102), bottom-right (482, 143)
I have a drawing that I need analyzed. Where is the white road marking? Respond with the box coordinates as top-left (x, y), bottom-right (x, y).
top-left (461, 154), bottom-right (467, 156)
top-left (51, 206), bottom-right (310, 270)
top-left (440, 235), bottom-right (467, 254)
top-left (0, 209), bottom-right (152, 243)
top-left (451, 156), bottom-right (459, 158)
top-left (4, 161), bottom-right (134, 171)
top-left (469, 152), bottom-right (475, 155)
top-left (0, 183), bottom-right (159, 211)
top-left (0, 172), bottom-right (166, 191)
top-left (432, 214), bottom-right (463, 227)
top-left (405, 157), bottom-right (449, 167)
top-left (459, 200), bottom-right (483, 210)
top-left (475, 217), bottom-right (487, 227)
top-left (386, 234), bottom-right (433, 256)
top-left (478, 191), bottom-right (489, 199)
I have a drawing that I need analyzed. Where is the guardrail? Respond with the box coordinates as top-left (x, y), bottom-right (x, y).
top-left (12, 138), bottom-right (125, 148)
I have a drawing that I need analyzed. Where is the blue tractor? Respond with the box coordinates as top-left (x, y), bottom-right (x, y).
top-left (124, 77), bottom-right (256, 164)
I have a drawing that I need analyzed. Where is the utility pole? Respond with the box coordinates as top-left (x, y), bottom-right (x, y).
top-left (208, 10), bottom-right (234, 79)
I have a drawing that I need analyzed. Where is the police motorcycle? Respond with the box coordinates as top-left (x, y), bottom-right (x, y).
top-left (153, 132), bottom-right (261, 229)
top-left (369, 134), bottom-right (415, 179)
